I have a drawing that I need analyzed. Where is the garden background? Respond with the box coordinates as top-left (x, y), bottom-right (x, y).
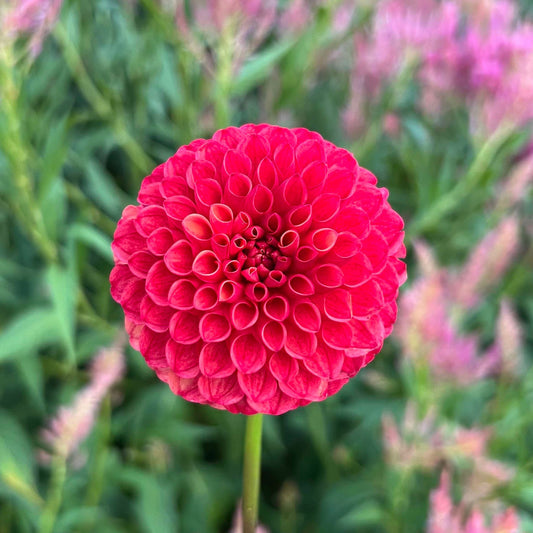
top-left (1, 0), bottom-right (533, 532)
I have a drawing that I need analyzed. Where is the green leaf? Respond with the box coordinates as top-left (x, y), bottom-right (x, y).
top-left (67, 223), bottom-right (114, 262)
top-left (0, 308), bottom-right (60, 363)
top-left (46, 264), bottom-right (77, 364)
top-left (0, 409), bottom-right (42, 508)
top-left (233, 39), bottom-right (295, 95)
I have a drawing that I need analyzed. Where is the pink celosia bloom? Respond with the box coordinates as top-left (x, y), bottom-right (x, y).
top-left (396, 245), bottom-right (500, 387)
top-left (110, 124), bottom-right (406, 415)
top-left (40, 341), bottom-right (125, 466)
top-left (494, 300), bottom-right (524, 380)
top-left (175, 0), bottom-right (277, 72)
top-left (496, 153), bottom-right (533, 212)
top-left (427, 471), bottom-right (520, 533)
top-left (2, 0), bottom-right (63, 57)
top-left (452, 216), bottom-right (520, 310)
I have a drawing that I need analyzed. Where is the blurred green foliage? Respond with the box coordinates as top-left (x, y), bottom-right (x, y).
top-left (0, 1), bottom-right (532, 532)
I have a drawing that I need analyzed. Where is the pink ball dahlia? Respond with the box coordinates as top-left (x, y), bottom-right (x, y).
top-left (110, 124), bottom-right (406, 415)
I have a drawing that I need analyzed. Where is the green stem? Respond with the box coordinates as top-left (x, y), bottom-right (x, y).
top-left (242, 414), bottom-right (264, 533)
top-left (39, 457), bottom-right (67, 533)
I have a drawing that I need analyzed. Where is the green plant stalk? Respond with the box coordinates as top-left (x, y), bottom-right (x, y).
top-left (242, 414), bottom-right (263, 533)
top-left (39, 456), bottom-right (67, 533)
top-left (53, 23), bottom-right (154, 174)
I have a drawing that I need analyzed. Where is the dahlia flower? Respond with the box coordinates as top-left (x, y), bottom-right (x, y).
top-left (110, 124), bottom-right (406, 415)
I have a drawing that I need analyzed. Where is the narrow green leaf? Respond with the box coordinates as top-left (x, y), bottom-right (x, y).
top-left (67, 223), bottom-right (114, 262)
top-left (0, 308), bottom-right (60, 363)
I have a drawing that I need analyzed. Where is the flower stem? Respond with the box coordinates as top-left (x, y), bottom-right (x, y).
top-left (242, 414), bottom-right (263, 533)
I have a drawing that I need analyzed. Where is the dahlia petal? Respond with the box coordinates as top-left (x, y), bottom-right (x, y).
top-left (182, 213), bottom-right (213, 245)
top-left (260, 320), bottom-right (287, 352)
top-left (263, 295), bottom-right (290, 322)
top-left (119, 278), bottom-right (145, 321)
top-left (341, 253), bottom-right (373, 288)
top-left (223, 259), bottom-right (242, 281)
top-left (168, 279), bottom-right (197, 310)
top-left (357, 167), bottom-right (377, 185)
top-left (354, 185), bottom-right (386, 219)
top-left (194, 178), bottom-right (222, 212)
top-left (160, 177), bottom-right (191, 200)
top-left (166, 339), bottom-right (201, 378)
top-left (224, 173), bottom-right (253, 210)
top-left (164, 151), bottom-right (194, 178)
top-left (379, 301), bottom-right (398, 336)
top-left (285, 322), bottom-right (317, 359)
top-left (111, 219), bottom-right (145, 262)
top-left (213, 126), bottom-right (245, 148)
top-left (287, 204), bottom-right (312, 234)
top-left (312, 193), bottom-right (341, 224)
top-left (323, 167), bottom-right (357, 199)
top-left (196, 140), bottom-right (227, 170)
top-left (145, 261), bottom-right (175, 306)
top-left (219, 280), bottom-right (244, 303)
top-left (199, 342), bottom-right (235, 378)
top-left (373, 204), bottom-right (404, 245)
top-left (140, 295), bottom-right (174, 332)
top-left (209, 203), bottom-right (233, 234)
top-left (138, 181), bottom-right (164, 206)
top-left (333, 231), bottom-right (361, 259)
top-left (192, 250), bottom-right (223, 282)
top-left (278, 364), bottom-right (328, 401)
top-left (321, 320), bottom-right (353, 350)
top-left (110, 264), bottom-right (136, 303)
top-left (231, 300), bottom-right (259, 330)
top-left (169, 311), bottom-right (201, 344)
top-left (134, 206), bottom-right (168, 237)
top-left (295, 139), bottom-right (325, 171)
top-left (211, 234), bottom-right (230, 260)
top-left (350, 315), bottom-right (385, 350)
top-left (160, 371), bottom-right (204, 403)
top-left (273, 143), bottom-right (295, 177)
top-left (312, 264), bottom-right (344, 290)
top-left (361, 229), bottom-right (389, 273)
top-left (323, 288), bottom-right (352, 322)
top-left (303, 344), bottom-right (344, 379)
top-left (351, 280), bottom-right (385, 319)
top-left (264, 270), bottom-right (287, 288)
top-left (193, 285), bottom-right (218, 311)
top-left (391, 257), bottom-right (407, 284)
top-left (333, 206), bottom-right (370, 239)
top-left (255, 157), bottom-right (278, 189)
top-left (259, 212), bottom-right (279, 237)
top-left (326, 147), bottom-right (358, 174)
top-left (247, 185), bottom-right (274, 219)
top-left (262, 125), bottom-right (297, 149)
top-left (238, 366), bottom-right (277, 403)
top-left (278, 176), bottom-right (307, 209)
top-left (226, 398), bottom-right (257, 415)
top-left (279, 230), bottom-right (300, 256)
top-left (128, 250), bottom-right (157, 278)
top-left (269, 351), bottom-right (298, 382)
top-left (374, 262), bottom-right (400, 302)
top-left (287, 274), bottom-right (315, 297)
top-left (164, 195), bottom-right (196, 221)
top-left (340, 355), bottom-right (365, 378)
top-left (125, 317), bottom-right (143, 350)
top-left (164, 240), bottom-right (194, 275)
top-left (197, 312), bottom-right (231, 342)
top-left (138, 327), bottom-right (168, 369)
top-left (230, 334), bottom-right (267, 374)
top-left (146, 227), bottom-right (174, 256)
top-left (198, 375), bottom-right (243, 405)
top-left (247, 387), bottom-right (300, 416)
top-left (232, 211), bottom-right (252, 235)
top-left (325, 378), bottom-right (349, 397)
top-left (293, 246), bottom-right (319, 271)
top-left (293, 300), bottom-right (321, 333)
top-left (240, 133), bottom-right (270, 167)
top-left (308, 228), bottom-right (337, 254)
top-left (186, 159), bottom-right (217, 188)
top-left (301, 160), bottom-right (327, 190)
top-left (223, 149), bottom-right (252, 178)
top-left (245, 282), bottom-right (269, 303)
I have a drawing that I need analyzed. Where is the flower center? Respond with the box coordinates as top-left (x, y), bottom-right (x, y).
top-left (244, 237), bottom-right (283, 272)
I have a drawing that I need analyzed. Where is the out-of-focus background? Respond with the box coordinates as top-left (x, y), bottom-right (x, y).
top-left (1, 0), bottom-right (532, 531)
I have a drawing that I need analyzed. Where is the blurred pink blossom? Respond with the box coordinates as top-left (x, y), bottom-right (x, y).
top-left (427, 470), bottom-right (520, 533)
top-left (395, 243), bottom-right (501, 387)
top-left (40, 340), bottom-right (125, 467)
top-left (453, 216), bottom-right (520, 310)
top-left (229, 501), bottom-right (269, 533)
top-left (2, 0), bottom-right (63, 57)
top-left (496, 153), bottom-right (533, 212)
top-left (494, 300), bottom-right (524, 379)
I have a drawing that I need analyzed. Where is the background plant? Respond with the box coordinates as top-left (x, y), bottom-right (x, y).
top-left (0, 0), bottom-right (532, 532)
